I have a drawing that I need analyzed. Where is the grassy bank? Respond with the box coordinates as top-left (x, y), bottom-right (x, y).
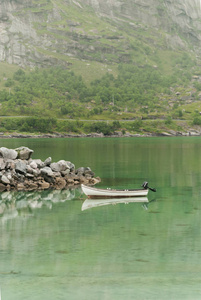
top-left (0, 116), bottom-right (199, 136)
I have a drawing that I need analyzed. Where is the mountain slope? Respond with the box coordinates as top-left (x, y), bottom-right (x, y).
top-left (0, 0), bottom-right (201, 70)
top-left (1, 0), bottom-right (201, 132)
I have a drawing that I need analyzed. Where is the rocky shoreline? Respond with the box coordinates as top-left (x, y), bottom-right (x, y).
top-left (1, 129), bottom-right (201, 139)
top-left (0, 147), bottom-right (100, 192)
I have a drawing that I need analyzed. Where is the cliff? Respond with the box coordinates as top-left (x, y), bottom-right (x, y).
top-left (0, 0), bottom-right (201, 67)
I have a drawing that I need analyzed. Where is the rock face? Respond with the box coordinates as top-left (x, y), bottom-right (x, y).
top-left (0, 146), bottom-right (100, 192)
top-left (83, 0), bottom-right (201, 47)
top-left (0, 0), bottom-right (201, 67)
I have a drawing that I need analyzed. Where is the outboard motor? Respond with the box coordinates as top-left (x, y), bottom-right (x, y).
top-left (142, 181), bottom-right (149, 189)
top-left (141, 181), bottom-right (156, 192)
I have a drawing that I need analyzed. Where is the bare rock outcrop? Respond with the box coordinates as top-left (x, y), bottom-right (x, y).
top-left (0, 0), bottom-right (201, 67)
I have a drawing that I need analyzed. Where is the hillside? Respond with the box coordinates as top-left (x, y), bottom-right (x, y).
top-left (0, 0), bottom-right (201, 68)
top-left (1, 0), bottom-right (201, 135)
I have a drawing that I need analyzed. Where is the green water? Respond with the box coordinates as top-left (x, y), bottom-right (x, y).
top-left (0, 137), bottom-right (201, 299)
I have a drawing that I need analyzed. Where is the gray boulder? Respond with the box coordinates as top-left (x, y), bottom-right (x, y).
top-left (29, 161), bottom-right (37, 169)
top-left (44, 157), bottom-right (52, 166)
top-left (50, 160), bottom-right (75, 173)
top-left (26, 173), bottom-right (34, 179)
top-left (40, 167), bottom-right (54, 177)
top-left (50, 160), bottom-right (66, 172)
top-left (0, 158), bottom-right (6, 170)
top-left (5, 160), bottom-right (15, 170)
top-left (15, 147), bottom-right (34, 160)
top-left (66, 161), bottom-right (75, 171)
top-left (15, 161), bottom-right (27, 175)
top-left (61, 169), bottom-right (70, 176)
top-left (76, 167), bottom-right (92, 176)
top-left (6, 173), bottom-right (12, 181)
top-left (49, 162), bottom-right (59, 172)
top-left (26, 165), bottom-right (34, 174)
top-left (0, 147), bottom-right (18, 160)
top-left (32, 168), bottom-right (41, 177)
top-left (31, 159), bottom-right (44, 169)
top-left (1, 175), bottom-right (10, 184)
top-left (76, 167), bottom-right (85, 175)
top-left (84, 169), bottom-right (95, 177)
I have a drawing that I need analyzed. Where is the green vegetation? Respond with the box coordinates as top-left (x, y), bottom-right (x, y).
top-left (0, 57), bottom-right (200, 135)
top-left (0, 116), bottom-right (187, 136)
top-left (0, 63), bottom-right (194, 119)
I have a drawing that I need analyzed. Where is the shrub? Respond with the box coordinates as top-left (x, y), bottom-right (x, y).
top-left (192, 116), bottom-right (201, 125)
top-left (83, 122), bottom-right (114, 135)
top-left (165, 116), bottom-right (173, 125)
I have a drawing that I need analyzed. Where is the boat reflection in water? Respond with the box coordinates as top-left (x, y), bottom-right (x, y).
top-left (0, 187), bottom-right (80, 223)
top-left (81, 197), bottom-right (149, 211)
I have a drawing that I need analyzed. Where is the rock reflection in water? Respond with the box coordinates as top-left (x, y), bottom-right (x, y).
top-left (81, 197), bottom-right (149, 211)
top-left (0, 187), bottom-right (81, 222)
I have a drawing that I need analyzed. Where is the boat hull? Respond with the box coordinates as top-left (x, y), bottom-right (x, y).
top-left (81, 184), bottom-right (148, 198)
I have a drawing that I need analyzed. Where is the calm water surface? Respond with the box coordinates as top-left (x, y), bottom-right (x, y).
top-left (0, 137), bottom-right (201, 299)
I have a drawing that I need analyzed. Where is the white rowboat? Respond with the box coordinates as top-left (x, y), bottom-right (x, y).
top-left (81, 183), bottom-right (150, 199)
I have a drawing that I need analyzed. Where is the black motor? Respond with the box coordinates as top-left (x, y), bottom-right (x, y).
top-left (142, 181), bottom-right (149, 189)
top-left (142, 181), bottom-right (156, 192)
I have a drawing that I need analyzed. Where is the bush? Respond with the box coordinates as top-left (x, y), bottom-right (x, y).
top-left (165, 116), bottom-right (173, 125)
top-left (83, 122), bottom-right (114, 135)
top-left (4, 79), bottom-right (14, 87)
top-left (0, 117), bottom-right (57, 133)
top-left (125, 118), bottom-right (142, 132)
top-left (192, 116), bottom-right (201, 125)
top-left (112, 120), bottom-right (121, 130)
top-left (57, 120), bottom-right (80, 133)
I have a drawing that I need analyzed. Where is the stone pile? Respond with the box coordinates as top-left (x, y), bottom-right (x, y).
top-left (0, 147), bottom-right (100, 191)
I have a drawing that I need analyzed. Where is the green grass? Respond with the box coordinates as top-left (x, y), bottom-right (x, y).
top-left (0, 62), bottom-right (21, 77)
top-left (35, 47), bottom-right (118, 83)
top-left (0, 63), bottom-right (27, 90)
